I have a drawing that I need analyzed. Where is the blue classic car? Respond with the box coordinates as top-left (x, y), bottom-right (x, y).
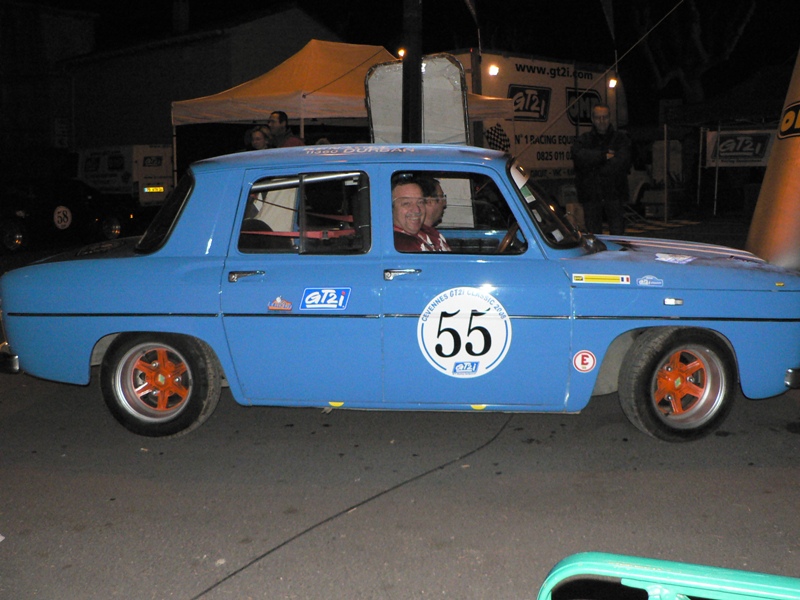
top-left (1, 144), bottom-right (799, 440)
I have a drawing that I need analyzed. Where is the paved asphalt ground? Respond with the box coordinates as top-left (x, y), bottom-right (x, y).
top-left (2, 211), bottom-right (798, 599)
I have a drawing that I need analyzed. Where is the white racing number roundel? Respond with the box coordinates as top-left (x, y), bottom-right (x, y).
top-left (417, 287), bottom-right (512, 378)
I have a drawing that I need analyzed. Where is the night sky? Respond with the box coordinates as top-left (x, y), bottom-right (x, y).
top-left (45, 0), bottom-right (800, 125)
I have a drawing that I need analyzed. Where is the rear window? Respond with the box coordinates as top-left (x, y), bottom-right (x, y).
top-left (135, 173), bottom-right (193, 254)
top-left (237, 171), bottom-right (371, 254)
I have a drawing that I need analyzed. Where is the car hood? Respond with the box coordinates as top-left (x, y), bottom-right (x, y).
top-left (566, 235), bottom-right (800, 291)
top-left (30, 237), bottom-right (140, 266)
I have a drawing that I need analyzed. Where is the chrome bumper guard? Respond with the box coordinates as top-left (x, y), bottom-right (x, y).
top-left (785, 368), bottom-right (800, 389)
top-left (0, 341), bottom-right (19, 374)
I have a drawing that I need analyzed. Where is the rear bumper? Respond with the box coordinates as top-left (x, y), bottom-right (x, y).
top-left (785, 368), bottom-right (800, 389)
top-left (0, 342), bottom-right (19, 374)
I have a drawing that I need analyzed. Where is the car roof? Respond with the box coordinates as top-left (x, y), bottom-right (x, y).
top-left (191, 144), bottom-right (510, 174)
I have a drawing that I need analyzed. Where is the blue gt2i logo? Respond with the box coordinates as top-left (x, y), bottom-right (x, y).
top-left (453, 362), bottom-right (480, 376)
top-left (300, 288), bottom-right (351, 310)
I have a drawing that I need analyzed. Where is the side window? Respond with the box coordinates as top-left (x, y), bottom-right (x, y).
top-left (391, 171), bottom-right (526, 254)
top-left (238, 171), bottom-right (371, 254)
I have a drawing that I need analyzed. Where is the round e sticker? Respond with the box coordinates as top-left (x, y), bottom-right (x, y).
top-left (417, 287), bottom-right (512, 378)
top-left (573, 350), bottom-right (597, 373)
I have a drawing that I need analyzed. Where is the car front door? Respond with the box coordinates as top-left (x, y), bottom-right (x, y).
top-left (380, 168), bottom-right (573, 410)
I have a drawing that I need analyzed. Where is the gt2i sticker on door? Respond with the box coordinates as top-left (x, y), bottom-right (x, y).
top-left (417, 287), bottom-right (512, 378)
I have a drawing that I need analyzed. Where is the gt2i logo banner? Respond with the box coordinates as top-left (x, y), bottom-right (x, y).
top-left (417, 287), bottom-right (512, 378)
top-left (300, 288), bottom-right (351, 310)
top-left (705, 130), bottom-right (775, 167)
top-left (508, 85), bottom-right (551, 121)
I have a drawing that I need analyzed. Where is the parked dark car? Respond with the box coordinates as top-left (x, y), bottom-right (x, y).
top-left (0, 178), bottom-right (122, 252)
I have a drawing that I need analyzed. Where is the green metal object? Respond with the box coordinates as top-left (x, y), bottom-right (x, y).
top-left (538, 553), bottom-right (800, 600)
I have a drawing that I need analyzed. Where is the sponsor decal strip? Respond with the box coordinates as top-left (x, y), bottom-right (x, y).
top-left (572, 274), bottom-right (630, 284)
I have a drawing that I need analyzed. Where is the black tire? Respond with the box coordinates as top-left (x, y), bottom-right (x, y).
top-left (100, 333), bottom-right (222, 437)
top-left (618, 327), bottom-right (736, 442)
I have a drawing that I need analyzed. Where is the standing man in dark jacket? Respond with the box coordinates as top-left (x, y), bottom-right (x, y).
top-left (571, 103), bottom-right (631, 235)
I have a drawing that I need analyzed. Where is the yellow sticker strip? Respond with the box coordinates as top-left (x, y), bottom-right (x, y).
top-left (572, 274), bottom-right (631, 284)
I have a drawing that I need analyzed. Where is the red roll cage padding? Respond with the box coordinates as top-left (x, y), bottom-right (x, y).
top-left (242, 228), bottom-right (356, 239)
top-left (241, 208), bottom-right (357, 239)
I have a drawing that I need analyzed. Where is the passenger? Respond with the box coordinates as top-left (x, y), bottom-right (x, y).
top-left (421, 177), bottom-right (447, 228)
top-left (266, 111), bottom-right (304, 148)
top-left (392, 175), bottom-right (450, 252)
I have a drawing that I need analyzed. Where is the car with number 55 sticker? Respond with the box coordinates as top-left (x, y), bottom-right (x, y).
top-left (1, 144), bottom-right (799, 441)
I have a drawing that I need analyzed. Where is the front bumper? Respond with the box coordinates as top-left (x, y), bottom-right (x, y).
top-left (785, 368), bottom-right (800, 389)
top-left (0, 341), bottom-right (19, 374)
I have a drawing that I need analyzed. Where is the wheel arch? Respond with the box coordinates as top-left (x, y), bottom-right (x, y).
top-left (91, 330), bottom-right (231, 388)
top-left (592, 325), bottom-right (738, 396)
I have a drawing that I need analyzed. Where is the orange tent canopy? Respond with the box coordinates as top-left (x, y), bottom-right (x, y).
top-left (171, 39), bottom-right (397, 126)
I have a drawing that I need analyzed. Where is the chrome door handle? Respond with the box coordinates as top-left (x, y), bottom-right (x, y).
top-left (228, 270), bottom-right (265, 282)
top-left (384, 268), bottom-right (421, 281)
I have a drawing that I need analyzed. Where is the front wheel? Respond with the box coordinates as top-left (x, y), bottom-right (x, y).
top-left (618, 328), bottom-right (736, 442)
top-left (100, 334), bottom-right (222, 437)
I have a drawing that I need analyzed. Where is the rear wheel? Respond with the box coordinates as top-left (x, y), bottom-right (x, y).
top-left (101, 333), bottom-right (221, 437)
top-left (618, 328), bottom-right (736, 442)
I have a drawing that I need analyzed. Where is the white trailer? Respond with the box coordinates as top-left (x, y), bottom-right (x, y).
top-left (453, 49), bottom-right (627, 203)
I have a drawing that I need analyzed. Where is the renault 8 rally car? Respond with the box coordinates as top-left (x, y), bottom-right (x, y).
top-left (1, 144), bottom-right (799, 441)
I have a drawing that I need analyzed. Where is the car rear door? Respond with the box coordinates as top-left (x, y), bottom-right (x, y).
top-left (220, 169), bottom-right (383, 406)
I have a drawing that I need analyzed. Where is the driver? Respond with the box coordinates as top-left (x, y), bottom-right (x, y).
top-left (392, 175), bottom-right (450, 252)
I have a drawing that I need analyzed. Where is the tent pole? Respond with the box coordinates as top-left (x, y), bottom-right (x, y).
top-left (713, 121), bottom-right (721, 216)
top-left (300, 102), bottom-right (305, 140)
top-left (696, 127), bottom-right (704, 205)
top-left (663, 123), bottom-right (668, 223)
top-left (172, 125), bottom-right (178, 187)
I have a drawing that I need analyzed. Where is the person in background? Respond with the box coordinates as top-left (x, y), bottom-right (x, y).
top-left (571, 103), bottom-right (631, 235)
top-left (244, 126), bottom-right (269, 150)
top-left (266, 111), bottom-right (304, 147)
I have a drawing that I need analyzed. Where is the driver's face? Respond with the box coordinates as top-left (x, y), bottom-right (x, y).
top-left (392, 183), bottom-right (426, 235)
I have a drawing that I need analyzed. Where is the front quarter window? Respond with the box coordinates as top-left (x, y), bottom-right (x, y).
top-left (510, 163), bottom-right (581, 248)
top-left (136, 173), bottom-right (194, 254)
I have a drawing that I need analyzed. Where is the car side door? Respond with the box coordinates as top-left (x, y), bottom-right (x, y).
top-left (220, 169), bottom-right (383, 406)
top-left (380, 167), bottom-right (574, 410)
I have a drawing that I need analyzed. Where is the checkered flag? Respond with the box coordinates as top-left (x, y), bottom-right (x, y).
top-left (484, 123), bottom-right (510, 153)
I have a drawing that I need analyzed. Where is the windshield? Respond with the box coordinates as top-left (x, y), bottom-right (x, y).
top-left (135, 173), bottom-right (194, 254)
top-left (510, 162), bottom-right (581, 248)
